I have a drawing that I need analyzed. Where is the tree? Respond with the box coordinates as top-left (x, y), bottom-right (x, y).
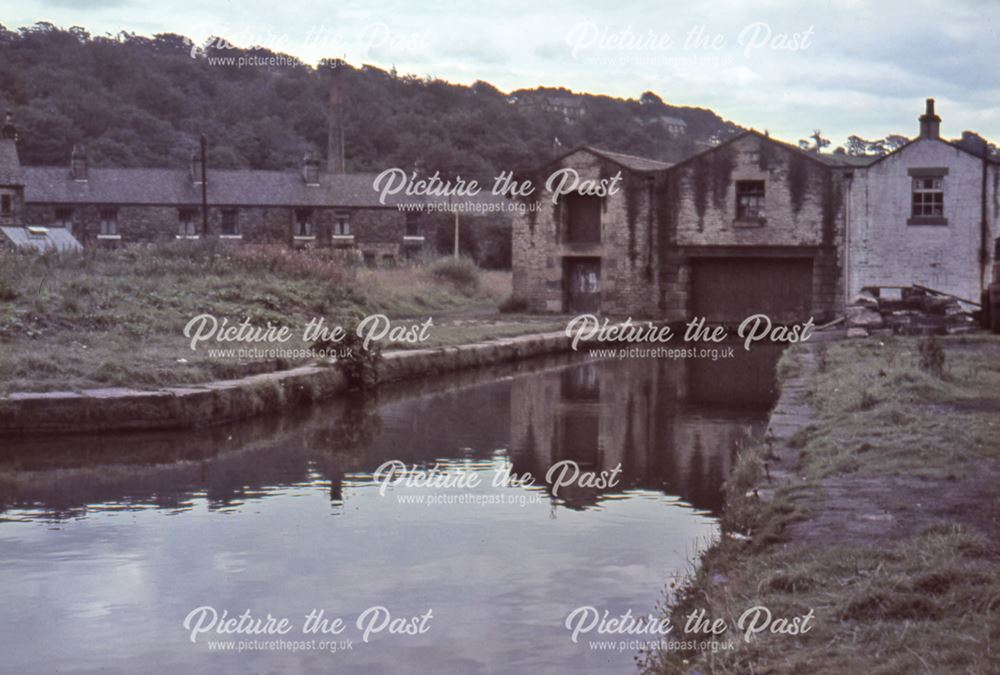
top-left (800, 129), bottom-right (830, 153)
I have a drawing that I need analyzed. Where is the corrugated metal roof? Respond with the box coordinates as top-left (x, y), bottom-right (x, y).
top-left (1, 226), bottom-right (83, 252)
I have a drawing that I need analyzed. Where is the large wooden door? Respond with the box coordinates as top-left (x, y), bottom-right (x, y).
top-left (690, 257), bottom-right (813, 324)
top-left (565, 258), bottom-right (601, 313)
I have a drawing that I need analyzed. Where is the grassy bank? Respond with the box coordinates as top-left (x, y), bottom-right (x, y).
top-left (644, 335), bottom-right (1000, 674)
top-left (0, 243), bottom-right (557, 394)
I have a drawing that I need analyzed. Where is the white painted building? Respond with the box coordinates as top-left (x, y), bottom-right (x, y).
top-left (846, 99), bottom-right (998, 304)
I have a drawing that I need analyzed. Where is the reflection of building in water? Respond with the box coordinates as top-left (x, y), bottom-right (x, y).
top-left (0, 350), bottom-right (777, 519)
top-left (509, 353), bottom-right (774, 512)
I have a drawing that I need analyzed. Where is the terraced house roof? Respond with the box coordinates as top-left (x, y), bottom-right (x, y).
top-left (20, 166), bottom-right (421, 208)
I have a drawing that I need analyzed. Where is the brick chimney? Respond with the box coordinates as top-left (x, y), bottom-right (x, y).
top-left (71, 144), bottom-right (88, 181)
top-left (302, 151), bottom-right (320, 185)
top-left (0, 111), bottom-right (15, 141)
top-left (190, 149), bottom-right (205, 184)
top-left (956, 131), bottom-right (988, 157)
top-left (327, 65), bottom-right (345, 174)
top-left (919, 98), bottom-right (941, 139)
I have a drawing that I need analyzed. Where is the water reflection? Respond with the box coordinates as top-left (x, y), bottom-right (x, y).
top-left (0, 345), bottom-right (781, 674)
top-left (0, 347), bottom-right (779, 519)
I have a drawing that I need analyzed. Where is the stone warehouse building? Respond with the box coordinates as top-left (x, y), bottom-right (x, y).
top-left (512, 99), bottom-right (999, 321)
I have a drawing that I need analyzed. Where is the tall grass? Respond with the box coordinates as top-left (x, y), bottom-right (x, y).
top-left (0, 243), bottom-right (512, 392)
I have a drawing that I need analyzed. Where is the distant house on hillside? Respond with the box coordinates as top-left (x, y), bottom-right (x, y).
top-left (654, 115), bottom-right (687, 136)
top-left (511, 91), bottom-right (586, 123)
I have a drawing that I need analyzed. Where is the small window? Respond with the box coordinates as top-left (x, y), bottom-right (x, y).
top-left (736, 181), bottom-right (765, 220)
top-left (564, 193), bottom-right (601, 244)
top-left (912, 177), bottom-right (944, 217)
top-left (334, 212), bottom-right (351, 236)
top-left (363, 252), bottom-right (376, 267)
top-left (54, 207), bottom-right (73, 228)
top-left (404, 212), bottom-right (420, 237)
top-left (99, 209), bottom-right (118, 235)
top-left (1, 194), bottom-right (12, 215)
top-left (221, 209), bottom-right (239, 236)
top-left (294, 208), bottom-right (313, 236)
top-left (178, 209), bottom-right (197, 236)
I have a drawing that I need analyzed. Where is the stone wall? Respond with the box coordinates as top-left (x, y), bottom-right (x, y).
top-left (656, 133), bottom-right (847, 322)
top-left (22, 202), bottom-right (421, 262)
top-left (512, 149), bottom-right (661, 315)
top-left (512, 138), bottom-right (847, 322)
top-left (0, 331), bottom-right (573, 434)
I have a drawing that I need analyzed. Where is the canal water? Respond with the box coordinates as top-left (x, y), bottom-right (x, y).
top-left (0, 346), bottom-right (781, 674)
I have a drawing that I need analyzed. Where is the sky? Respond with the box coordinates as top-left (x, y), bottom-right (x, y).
top-left (5, 0), bottom-right (1000, 146)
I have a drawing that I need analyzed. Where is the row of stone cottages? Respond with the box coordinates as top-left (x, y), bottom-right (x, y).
top-left (512, 99), bottom-right (999, 324)
top-left (0, 113), bottom-right (510, 267)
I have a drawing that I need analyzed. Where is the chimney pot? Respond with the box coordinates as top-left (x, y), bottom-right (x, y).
top-left (1, 111), bottom-right (16, 141)
top-left (919, 97), bottom-right (941, 140)
top-left (302, 151), bottom-right (321, 185)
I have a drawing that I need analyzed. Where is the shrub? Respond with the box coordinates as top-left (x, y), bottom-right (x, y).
top-left (427, 256), bottom-right (479, 290)
top-left (498, 294), bottom-right (528, 314)
top-left (313, 323), bottom-right (383, 390)
top-left (0, 279), bottom-right (17, 302)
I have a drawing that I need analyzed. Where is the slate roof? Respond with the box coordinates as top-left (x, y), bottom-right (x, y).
top-left (1, 226), bottom-right (83, 252)
top-left (0, 140), bottom-right (23, 185)
top-left (585, 147), bottom-right (673, 172)
top-left (20, 166), bottom-right (423, 208)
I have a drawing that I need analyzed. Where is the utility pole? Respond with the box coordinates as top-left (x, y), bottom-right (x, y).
top-left (200, 134), bottom-right (208, 237)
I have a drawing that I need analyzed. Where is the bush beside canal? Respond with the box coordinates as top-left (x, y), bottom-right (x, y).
top-left (644, 335), bottom-right (1000, 675)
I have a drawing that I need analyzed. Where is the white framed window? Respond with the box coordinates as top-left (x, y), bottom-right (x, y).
top-left (294, 208), bottom-right (314, 237)
top-left (177, 209), bottom-right (198, 237)
top-left (911, 177), bottom-right (944, 217)
top-left (99, 208), bottom-right (118, 236)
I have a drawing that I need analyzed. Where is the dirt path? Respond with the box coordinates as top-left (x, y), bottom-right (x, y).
top-left (763, 344), bottom-right (1000, 551)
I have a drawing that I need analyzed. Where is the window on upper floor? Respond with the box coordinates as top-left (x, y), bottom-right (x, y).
top-left (911, 177), bottom-right (944, 218)
top-left (294, 208), bottom-right (313, 236)
top-left (99, 208), bottom-right (118, 235)
top-left (564, 192), bottom-right (601, 244)
top-left (1, 194), bottom-right (11, 215)
top-left (736, 180), bottom-right (766, 221)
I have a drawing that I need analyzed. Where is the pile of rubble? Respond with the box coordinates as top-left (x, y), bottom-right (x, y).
top-left (846, 286), bottom-right (977, 338)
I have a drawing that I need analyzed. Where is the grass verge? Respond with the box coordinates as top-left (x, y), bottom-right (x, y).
top-left (643, 335), bottom-right (1000, 675)
top-left (0, 244), bottom-right (549, 394)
